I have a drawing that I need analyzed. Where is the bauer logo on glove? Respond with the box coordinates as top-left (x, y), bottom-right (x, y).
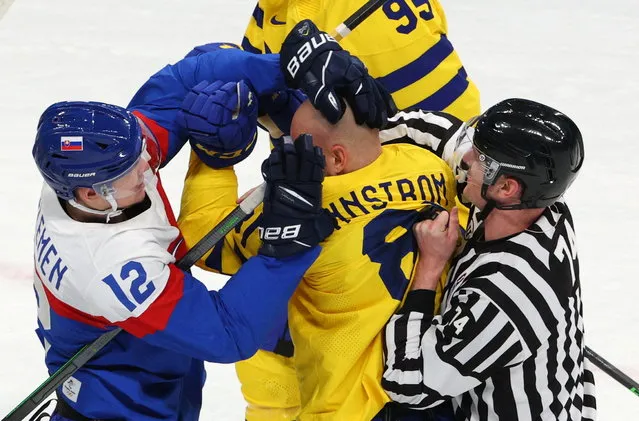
top-left (280, 20), bottom-right (397, 129)
top-left (285, 32), bottom-right (337, 79)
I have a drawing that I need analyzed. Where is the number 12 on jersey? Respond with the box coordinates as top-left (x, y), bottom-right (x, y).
top-left (101, 261), bottom-right (155, 311)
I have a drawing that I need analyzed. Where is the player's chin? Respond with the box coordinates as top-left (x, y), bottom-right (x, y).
top-left (132, 188), bottom-right (147, 204)
top-left (119, 189), bottom-right (146, 208)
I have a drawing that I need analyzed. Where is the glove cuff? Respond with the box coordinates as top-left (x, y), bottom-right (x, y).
top-left (190, 132), bottom-right (257, 168)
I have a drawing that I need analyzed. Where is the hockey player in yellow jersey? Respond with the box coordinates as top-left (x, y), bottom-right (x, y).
top-left (178, 97), bottom-right (458, 420)
top-left (233, 11), bottom-right (475, 418)
top-left (241, 0), bottom-right (480, 121)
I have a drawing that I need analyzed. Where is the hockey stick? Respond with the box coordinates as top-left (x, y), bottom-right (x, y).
top-left (2, 183), bottom-right (267, 421)
top-left (585, 345), bottom-right (639, 397)
top-left (4, 3), bottom-right (391, 418)
top-left (330, 0), bottom-right (390, 41)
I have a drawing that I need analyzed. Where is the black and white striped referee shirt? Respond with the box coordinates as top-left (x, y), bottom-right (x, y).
top-left (379, 110), bottom-right (597, 421)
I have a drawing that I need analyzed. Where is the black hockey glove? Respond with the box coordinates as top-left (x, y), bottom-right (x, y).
top-left (280, 20), bottom-right (397, 129)
top-left (259, 134), bottom-right (336, 258)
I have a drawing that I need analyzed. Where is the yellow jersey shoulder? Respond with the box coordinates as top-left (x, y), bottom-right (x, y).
top-left (243, 0), bottom-right (480, 119)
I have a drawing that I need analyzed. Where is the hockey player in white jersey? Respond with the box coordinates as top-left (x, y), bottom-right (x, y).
top-left (31, 98), bottom-right (333, 421)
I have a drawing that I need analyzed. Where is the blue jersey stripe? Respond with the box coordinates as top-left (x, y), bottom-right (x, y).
top-left (241, 36), bottom-right (262, 54)
top-left (409, 67), bottom-right (470, 111)
top-left (252, 4), bottom-right (264, 28)
top-left (377, 34), bottom-right (454, 93)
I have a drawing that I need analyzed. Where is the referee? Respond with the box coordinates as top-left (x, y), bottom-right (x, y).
top-left (382, 98), bottom-right (597, 420)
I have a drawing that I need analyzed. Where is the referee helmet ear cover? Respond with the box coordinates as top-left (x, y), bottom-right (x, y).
top-left (472, 98), bottom-right (584, 209)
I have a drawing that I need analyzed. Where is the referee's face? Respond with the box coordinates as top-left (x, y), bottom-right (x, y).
top-left (461, 148), bottom-right (488, 208)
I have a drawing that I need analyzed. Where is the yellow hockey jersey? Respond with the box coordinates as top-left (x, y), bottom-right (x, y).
top-left (178, 143), bottom-right (457, 420)
top-left (241, 0), bottom-right (480, 120)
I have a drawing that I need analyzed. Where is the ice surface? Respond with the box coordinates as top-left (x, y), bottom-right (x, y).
top-left (1, 0), bottom-right (637, 418)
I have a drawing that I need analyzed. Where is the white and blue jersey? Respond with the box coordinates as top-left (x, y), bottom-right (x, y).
top-left (33, 48), bottom-right (316, 420)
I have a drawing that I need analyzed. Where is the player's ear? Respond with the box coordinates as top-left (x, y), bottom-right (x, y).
top-left (331, 144), bottom-right (347, 175)
top-left (74, 187), bottom-right (98, 206)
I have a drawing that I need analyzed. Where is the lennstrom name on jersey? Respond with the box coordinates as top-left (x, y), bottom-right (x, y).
top-left (326, 172), bottom-right (449, 227)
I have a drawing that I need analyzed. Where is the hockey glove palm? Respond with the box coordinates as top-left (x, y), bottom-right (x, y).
top-left (177, 80), bottom-right (258, 167)
top-left (259, 134), bottom-right (336, 258)
top-left (280, 20), bottom-right (397, 129)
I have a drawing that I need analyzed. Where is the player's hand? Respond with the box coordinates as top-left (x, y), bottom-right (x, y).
top-left (279, 20), bottom-right (397, 129)
top-left (259, 134), bottom-right (336, 258)
top-left (258, 89), bottom-right (307, 137)
top-left (177, 80), bottom-right (258, 167)
top-left (412, 207), bottom-right (459, 290)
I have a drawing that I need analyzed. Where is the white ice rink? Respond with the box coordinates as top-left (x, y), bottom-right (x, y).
top-left (1, 0), bottom-right (638, 418)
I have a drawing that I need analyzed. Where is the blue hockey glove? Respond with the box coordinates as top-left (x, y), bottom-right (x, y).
top-left (177, 79), bottom-right (258, 167)
top-left (259, 134), bottom-right (336, 258)
top-left (258, 88), bottom-right (307, 136)
top-left (183, 42), bottom-right (241, 59)
top-left (279, 20), bottom-right (397, 129)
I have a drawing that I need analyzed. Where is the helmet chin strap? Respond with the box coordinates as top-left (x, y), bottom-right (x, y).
top-left (479, 182), bottom-right (526, 217)
top-left (478, 184), bottom-right (496, 221)
top-left (67, 192), bottom-right (123, 223)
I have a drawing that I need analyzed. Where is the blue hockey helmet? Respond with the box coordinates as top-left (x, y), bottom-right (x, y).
top-left (32, 101), bottom-right (155, 203)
